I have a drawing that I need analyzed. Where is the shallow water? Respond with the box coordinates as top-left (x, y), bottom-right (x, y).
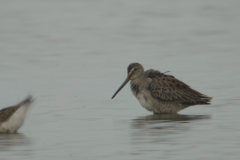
top-left (0, 0), bottom-right (240, 160)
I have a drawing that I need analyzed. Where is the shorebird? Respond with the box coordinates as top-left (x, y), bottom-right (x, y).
top-left (111, 63), bottom-right (212, 114)
top-left (0, 96), bottom-right (34, 133)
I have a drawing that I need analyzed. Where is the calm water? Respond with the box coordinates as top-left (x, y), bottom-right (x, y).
top-left (0, 0), bottom-right (240, 160)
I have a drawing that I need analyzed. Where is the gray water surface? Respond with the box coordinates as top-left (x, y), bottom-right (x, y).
top-left (0, 0), bottom-right (240, 160)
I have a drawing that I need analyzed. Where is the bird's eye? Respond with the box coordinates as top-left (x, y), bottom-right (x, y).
top-left (129, 68), bottom-right (137, 75)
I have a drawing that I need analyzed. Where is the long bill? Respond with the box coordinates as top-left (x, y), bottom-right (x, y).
top-left (111, 76), bottom-right (130, 99)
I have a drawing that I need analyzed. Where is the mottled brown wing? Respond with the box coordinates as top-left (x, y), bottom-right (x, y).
top-left (0, 106), bottom-right (18, 122)
top-left (146, 70), bottom-right (211, 104)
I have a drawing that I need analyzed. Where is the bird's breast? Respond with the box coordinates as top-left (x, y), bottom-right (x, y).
top-left (130, 83), bottom-right (139, 96)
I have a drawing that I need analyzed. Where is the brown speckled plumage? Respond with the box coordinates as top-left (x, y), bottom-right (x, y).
top-left (0, 106), bottom-right (19, 122)
top-left (112, 63), bottom-right (212, 114)
top-left (146, 69), bottom-right (211, 104)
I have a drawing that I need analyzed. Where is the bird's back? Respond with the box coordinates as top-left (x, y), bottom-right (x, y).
top-left (145, 69), bottom-right (212, 105)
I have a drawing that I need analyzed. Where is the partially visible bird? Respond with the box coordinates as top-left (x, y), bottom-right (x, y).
top-left (0, 96), bottom-right (34, 133)
top-left (111, 63), bottom-right (212, 114)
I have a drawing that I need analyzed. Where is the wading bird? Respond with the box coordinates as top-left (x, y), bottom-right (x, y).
top-left (111, 63), bottom-right (212, 114)
top-left (0, 96), bottom-right (34, 133)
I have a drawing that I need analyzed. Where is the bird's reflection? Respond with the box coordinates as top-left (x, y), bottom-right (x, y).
top-left (131, 114), bottom-right (210, 137)
top-left (133, 113), bottom-right (210, 123)
top-left (130, 114), bottom-right (211, 157)
top-left (0, 133), bottom-right (31, 150)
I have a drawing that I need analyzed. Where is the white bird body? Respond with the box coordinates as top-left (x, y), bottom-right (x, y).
top-left (0, 96), bottom-right (33, 133)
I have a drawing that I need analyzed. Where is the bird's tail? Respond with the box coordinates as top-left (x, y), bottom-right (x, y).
top-left (182, 97), bottom-right (212, 105)
top-left (16, 95), bottom-right (34, 107)
top-left (197, 97), bottom-right (212, 104)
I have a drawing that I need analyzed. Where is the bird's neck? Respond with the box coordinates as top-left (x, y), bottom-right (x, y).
top-left (131, 75), bottom-right (146, 86)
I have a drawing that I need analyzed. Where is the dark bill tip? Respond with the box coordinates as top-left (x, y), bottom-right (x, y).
top-left (111, 76), bottom-right (130, 99)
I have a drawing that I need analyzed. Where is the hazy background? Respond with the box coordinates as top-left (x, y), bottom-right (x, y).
top-left (0, 0), bottom-right (240, 160)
